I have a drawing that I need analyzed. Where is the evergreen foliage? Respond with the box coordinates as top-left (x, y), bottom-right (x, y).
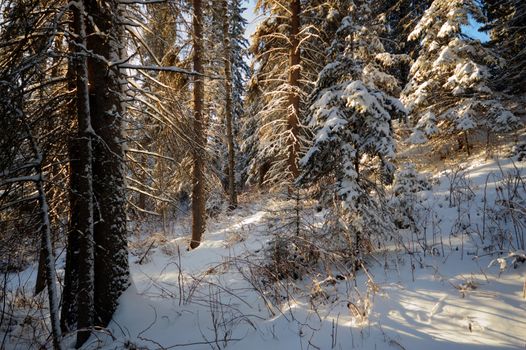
top-left (299, 0), bottom-right (406, 258)
top-left (402, 0), bottom-right (521, 145)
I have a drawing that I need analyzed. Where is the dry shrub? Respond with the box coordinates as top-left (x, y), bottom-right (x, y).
top-left (129, 232), bottom-right (168, 264)
top-left (264, 234), bottom-right (320, 282)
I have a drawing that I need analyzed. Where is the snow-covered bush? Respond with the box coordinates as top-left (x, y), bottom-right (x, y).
top-left (485, 166), bottom-right (526, 251)
top-left (390, 164), bottom-right (432, 230)
top-left (206, 185), bottom-right (226, 217)
top-left (511, 141), bottom-right (526, 161)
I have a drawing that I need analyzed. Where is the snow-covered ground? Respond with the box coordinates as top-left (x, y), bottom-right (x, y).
top-left (2, 156), bottom-right (525, 349)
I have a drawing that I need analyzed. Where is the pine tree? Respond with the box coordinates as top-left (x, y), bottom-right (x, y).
top-left (376, 0), bottom-right (433, 86)
top-left (60, 1), bottom-right (130, 341)
top-left (132, 2), bottom-right (192, 223)
top-left (222, 0), bottom-right (249, 207)
top-left (0, 2), bottom-right (69, 347)
top-left (240, 71), bottom-right (265, 186)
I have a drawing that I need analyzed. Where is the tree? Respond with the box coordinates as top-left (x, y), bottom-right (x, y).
top-left (86, 0), bottom-right (130, 329)
top-left (483, 0), bottom-right (526, 93)
top-left (190, 0), bottom-right (207, 249)
top-left (1, 0), bottom-right (239, 345)
top-left (0, 2), bottom-right (68, 348)
top-left (402, 0), bottom-right (520, 149)
top-left (61, 1), bottom-right (130, 344)
top-left (70, 1), bottom-right (95, 346)
top-left (244, 0), bottom-right (319, 187)
top-left (376, 0), bottom-right (433, 87)
top-left (125, 2), bottom-right (192, 225)
top-left (229, 0), bottom-right (250, 192)
top-left (287, 0), bottom-right (301, 179)
top-left (299, 0), bottom-right (405, 262)
top-left (221, 0), bottom-right (247, 209)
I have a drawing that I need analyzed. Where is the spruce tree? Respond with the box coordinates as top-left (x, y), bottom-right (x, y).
top-left (483, 0), bottom-right (526, 93)
top-left (244, 0), bottom-right (320, 187)
top-left (402, 0), bottom-right (520, 147)
top-left (300, 0), bottom-right (406, 260)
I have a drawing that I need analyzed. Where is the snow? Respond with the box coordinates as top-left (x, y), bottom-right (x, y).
top-left (99, 158), bottom-right (526, 349)
top-left (2, 158), bottom-right (525, 349)
top-left (438, 21), bottom-right (457, 38)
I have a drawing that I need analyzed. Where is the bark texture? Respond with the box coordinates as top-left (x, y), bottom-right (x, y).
top-left (222, 0), bottom-right (237, 209)
top-left (61, 139), bottom-right (80, 333)
top-left (62, 1), bottom-right (129, 345)
top-left (78, 0), bottom-right (130, 330)
top-left (72, 1), bottom-right (95, 346)
top-left (190, 0), bottom-right (207, 249)
top-left (287, 0), bottom-right (301, 179)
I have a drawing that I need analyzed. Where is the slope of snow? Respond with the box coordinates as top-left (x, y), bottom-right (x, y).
top-left (82, 157), bottom-right (523, 350)
top-left (2, 157), bottom-right (524, 349)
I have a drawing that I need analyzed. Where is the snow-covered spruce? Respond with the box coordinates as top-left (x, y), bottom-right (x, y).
top-left (299, 0), bottom-right (406, 260)
top-left (402, 0), bottom-right (521, 147)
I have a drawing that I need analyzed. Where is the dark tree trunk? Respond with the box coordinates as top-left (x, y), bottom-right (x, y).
top-left (34, 245), bottom-right (46, 296)
top-left (61, 55), bottom-right (81, 336)
top-left (287, 0), bottom-right (301, 179)
top-left (35, 173), bottom-right (63, 350)
top-left (85, 0), bottom-right (130, 328)
top-left (61, 142), bottom-right (81, 332)
top-left (222, 0), bottom-right (237, 209)
top-left (190, 0), bottom-right (207, 249)
top-left (72, 1), bottom-right (96, 347)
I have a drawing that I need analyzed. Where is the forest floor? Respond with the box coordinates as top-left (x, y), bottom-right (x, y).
top-left (3, 152), bottom-right (526, 349)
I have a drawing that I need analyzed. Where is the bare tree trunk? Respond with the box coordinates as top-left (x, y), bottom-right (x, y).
top-left (24, 127), bottom-right (63, 349)
top-left (34, 246), bottom-right (46, 296)
top-left (61, 53), bottom-right (80, 334)
top-left (85, 0), bottom-right (130, 328)
top-left (222, 0), bottom-right (237, 209)
top-left (287, 0), bottom-right (301, 179)
top-left (35, 174), bottom-right (63, 350)
top-left (72, 1), bottom-right (95, 346)
top-left (190, 0), bottom-right (207, 249)
top-left (60, 139), bottom-right (80, 333)
top-left (35, 32), bottom-right (65, 297)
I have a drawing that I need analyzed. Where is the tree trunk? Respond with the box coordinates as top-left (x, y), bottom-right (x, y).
top-left (72, 1), bottom-right (95, 347)
top-left (35, 174), bottom-right (63, 350)
top-left (24, 126), bottom-right (62, 348)
top-left (61, 48), bottom-right (81, 331)
top-left (222, 0), bottom-right (237, 209)
top-left (34, 246), bottom-right (46, 296)
top-left (190, 0), bottom-right (207, 249)
top-left (35, 35), bottom-right (64, 298)
top-left (60, 139), bottom-right (80, 334)
top-left (85, 0), bottom-right (129, 328)
top-left (287, 0), bottom-right (301, 179)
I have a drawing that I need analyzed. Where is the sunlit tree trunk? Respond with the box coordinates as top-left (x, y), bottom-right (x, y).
top-left (287, 0), bottom-right (301, 179)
